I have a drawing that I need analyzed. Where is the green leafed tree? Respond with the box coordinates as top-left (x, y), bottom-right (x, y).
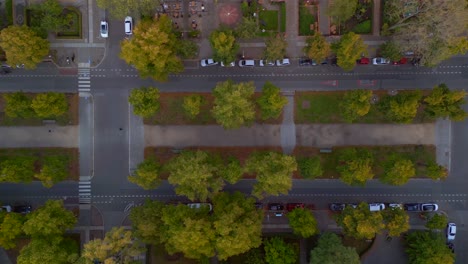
top-left (29, 0), bottom-right (72, 35)
top-left (298, 156), bottom-right (323, 179)
top-left (120, 15), bottom-right (183, 81)
top-left (129, 86), bottom-right (160, 118)
top-left (304, 32), bottom-right (331, 64)
top-left (235, 17), bottom-right (259, 39)
top-left (0, 25), bottom-right (50, 70)
top-left (35, 155), bottom-right (69, 188)
top-left (183, 94), bottom-right (205, 119)
top-left (0, 156), bottom-right (36, 183)
top-left (217, 157), bottom-right (244, 184)
top-left (332, 32), bottom-right (367, 71)
top-left (264, 237), bottom-right (297, 264)
top-left (263, 33), bottom-right (288, 62)
top-left (129, 199), bottom-right (165, 244)
top-left (383, 207), bottom-right (409, 237)
top-left (209, 28), bottom-right (239, 65)
top-left (0, 213), bottom-right (25, 249)
top-left (166, 150), bottom-right (224, 201)
top-left (379, 91), bottom-right (422, 123)
top-left (3, 92), bottom-right (34, 118)
top-left (287, 208), bottom-right (318, 238)
top-left (425, 214), bottom-right (448, 230)
top-left (212, 80), bottom-right (256, 129)
top-left (340, 89), bottom-right (372, 122)
top-left (17, 237), bottom-right (79, 264)
top-left (327, 0), bottom-right (358, 33)
top-left (176, 39), bottom-right (199, 59)
top-left (337, 148), bottom-right (374, 186)
top-left (82, 227), bottom-right (146, 264)
top-left (212, 192), bottom-right (263, 260)
top-left (380, 41), bottom-right (402, 62)
top-left (128, 157), bottom-right (161, 190)
top-left (31, 92), bottom-right (68, 118)
top-left (256, 81), bottom-right (288, 120)
top-left (424, 83), bottom-right (467, 121)
top-left (426, 161), bottom-right (448, 180)
top-left (335, 202), bottom-right (385, 239)
top-left (22, 200), bottom-right (76, 238)
top-left (405, 231), bottom-right (454, 264)
top-left (245, 152), bottom-right (297, 199)
top-left (310, 233), bottom-right (360, 264)
top-left (380, 158), bottom-right (415, 186)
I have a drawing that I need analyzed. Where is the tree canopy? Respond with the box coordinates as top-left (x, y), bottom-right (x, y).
top-left (304, 32), bottom-right (331, 64)
top-left (380, 157), bottom-right (415, 186)
top-left (310, 233), bottom-right (360, 264)
top-left (264, 237), bottom-right (297, 264)
top-left (3, 92), bottom-right (34, 118)
top-left (212, 80), bottom-right (256, 129)
top-left (17, 237), bottom-right (79, 264)
top-left (424, 83), bottom-right (467, 121)
top-left (335, 202), bottom-right (385, 239)
top-left (0, 25), bottom-right (50, 69)
top-left (0, 212), bottom-right (25, 249)
top-left (120, 15), bottom-right (183, 81)
top-left (287, 208), bottom-right (318, 238)
top-left (380, 41), bottom-right (402, 62)
top-left (183, 94), bottom-right (205, 119)
top-left (209, 28), bottom-right (239, 64)
top-left (379, 91), bottom-right (422, 123)
top-left (129, 199), bottom-right (165, 244)
top-left (235, 17), bottom-right (259, 39)
top-left (337, 148), bottom-right (374, 186)
top-left (405, 231), bottom-right (454, 264)
top-left (340, 89), bottom-right (372, 122)
top-left (425, 214), bottom-right (448, 230)
top-left (128, 157), bottom-right (161, 190)
top-left (35, 155), bottom-right (69, 188)
top-left (263, 34), bottom-right (288, 62)
top-left (0, 156), bottom-right (36, 183)
top-left (383, 207), bottom-right (409, 237)
top-left (31, 92), bottom-right (68, 118)
top-left (332, 32), bottom-right (367, 71)
top-left (128, 87), bottom-right (160, 118)
top-left (256, 82), bottom-right (288, 120)
top-left (327, 0), bottom-right (358, 33)
top-left (28, 0), bottom-right (72, 36)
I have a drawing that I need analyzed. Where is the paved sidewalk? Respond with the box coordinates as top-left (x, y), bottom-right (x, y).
top-left (285, 0), bottom-right (299, 57)
top-left (318, 0), bottom-right (329, 35)
top-left (280, 92), bottom-right (296, 154)
top-left (372, 0), bottom-right (382, 36)
top-left (0, 126), bottom-right (78, 148)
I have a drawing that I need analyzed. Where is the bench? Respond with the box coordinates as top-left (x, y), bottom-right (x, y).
top-left (319, 148), bottom-right (333, 153)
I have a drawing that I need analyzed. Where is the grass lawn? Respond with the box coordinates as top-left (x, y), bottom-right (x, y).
top-left (299, 6), bottom-right (316, 36)
top-left (57, 7), bottom-right (82, 38)
top-left (280, 3), bottom-right (286, 32)
top-left (295, 91), bottom-right (434, 124)
top-left (259, 10), bottom-right (278, 31)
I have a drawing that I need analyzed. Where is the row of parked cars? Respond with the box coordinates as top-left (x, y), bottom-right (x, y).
top-left (0, 204), bottom-right (32, 214)
top-left (329, 202), bottom-right (439, 212)
top-left (99, 16), bottom-right (133, 38)
top-left (200, 58), bottom-right (291, 67)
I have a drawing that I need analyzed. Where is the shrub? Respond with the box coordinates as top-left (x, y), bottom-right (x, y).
top-left (352, 20), bottom-right (371, 34)
top-left (298, 157), bottom-right (323, 179)
top-left (183, 94), bottom-right (205, 119)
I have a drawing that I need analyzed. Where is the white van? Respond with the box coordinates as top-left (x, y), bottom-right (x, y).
top-left (125, 16), bottom-right (133, 35)
top-left (238, 59), bottom-right (255, 67)
top-left (369, 203), bottom-right (385, 212)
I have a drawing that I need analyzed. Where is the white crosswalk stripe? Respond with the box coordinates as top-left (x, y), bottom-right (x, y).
top-left (79, 178), bottom-right (92, 204)
top-left (78, 67), bottom-right (91, 93)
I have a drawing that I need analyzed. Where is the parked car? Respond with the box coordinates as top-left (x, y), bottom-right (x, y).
top-left (421, 203), bottom-right (438, 212)
top-left (347, 203), bottom-right (358, 209)
top-left (446, 223), bottom-right (456, 241)
top-left (268, 203), bottom-right (284, 216)
top-left (187, 203), bottom-right (212, 212)
top-left (372, 57), bottom-right (390, 65)
top-left (13, 205), bottom-right (32, 214)
top-left (0, 205), bottom-right (12, 212)
top-left (221, 61), bottom-right (235, 67)
top-left (357, 57), bottom-right (370, 64)
top-left (388, 203), bottom-right (403, 210)
top-left (239, 59), bottom-right (255, 67)
top-left (403, 203), bottom-right (438, 212)
top-left (276, 58), bottom-right (290, 66)
top-left (329, 203), bottom-right (346, 211)
top-left (392, 58), bottom-right (408, 65)
top-left (100, 21), bottom-right (108, 38)
top-left (254, 202), bottom-right (264, 210)
top-left (200, 58), bottom-right (218, 67)
top-left (404, 203), bottom-right (420, 211)
top-left (299, 58), bottom-right (316, 66)
top-left (1, 64), bottom-right (12, 74)
top-left (124, 16), bottom-right (133, 35)
top-left (369, 203), bottom-right (385, 212)
top-left (259, 60), bottom-right (275, 67)
top-left (286, 203), bottom-right (304, 212)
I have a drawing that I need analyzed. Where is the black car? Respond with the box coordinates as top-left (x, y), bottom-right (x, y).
top-left (329, 203), bottom-right (346, 211)
top-left (403, 203), bottom-right (420, 212)
top-left (268, 203), bottom-right (284, 216)
top-left (299, 58), bottom-right (317, 66)
top-left (1, 65), bottom-right (12, 74)
top-left (254, 202), bottom-right (264, 210)
top-left (14, 205), bottom-right (32, 214)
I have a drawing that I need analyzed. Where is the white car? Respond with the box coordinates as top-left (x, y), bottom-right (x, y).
top-left (421, 203), bottom-right (438, 212)
top-left (0, 205), bottom-right (12, 212)
top-left (446, 223), bottom-right (456, 241)
top-left (372, 57), bottom-right (390, 65)
top-left (276, 58), bottom-right (290, 66)
top-left (388, 203), bottom-right (403, 210)
top-left (221, 61), bottom-right (235, 67)
top-left (100, 21), bottom-right (108, 38)
top-left (187, 203), bottom-right (212, 212)
top-left (259, 60), bottom-right (275, 67)
top-left (124, 16), bottom-right (133, 35)
top-left (369, 203), bottom-right (385, 212)
top-left (200, 59), bottom-right (218, 67)
top-left (238, 59), bottom-right (255, 67)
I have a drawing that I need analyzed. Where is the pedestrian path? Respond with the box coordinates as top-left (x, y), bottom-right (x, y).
top-left (280, 91), bottom-right (296, 154)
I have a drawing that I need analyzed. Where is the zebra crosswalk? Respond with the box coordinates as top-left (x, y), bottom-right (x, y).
top-left (78, 67), bottom-right (91, 92)
top-left (79, 177), bottom-right (92, 204)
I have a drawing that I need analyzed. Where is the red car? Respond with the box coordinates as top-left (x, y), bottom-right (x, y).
top-left (286, 203), bottom-right (305, 212)
top-left (392, 57), bottom-right (408, 65)
top-left (357, 57), bottom-right (370, 64)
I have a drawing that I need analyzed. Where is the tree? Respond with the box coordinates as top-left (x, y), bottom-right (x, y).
top-left (263, 33), bottom-right (288, 62)
top-left (31, 92), bottom-right (68, 118)
top-left (425, 214), bottom-right (448, 230)
top-left (3, 92), bottom-right (34, 118)
top-left (256, 82), bottom-right (287, 120)
top-left (235, 17), bottom-right (259, 39)
top-left (82, 227), bottom-right (146, 264)
top-left (327, 0), bottom-right (358, 33)
top-left (128, 157), bottom-right (161, 190)
top-left (424, 83), bottom-right (467, 121)
top-left (212, 80), bottom-right (256, 129)
top-left (335, 202), bottom-right (385, 239)
top-left (298, 156), bottom-right (323, 179)
top-left (332, 32), bottom-right (367, 71)
top-left (120, 15), bottom-right (183, 81)
top-left (0, 25), bottom-right (50, 69)
top-left (175, 39), bottom-right (199, 59)
top-left (310, 233), bottom-right (360, 264)
top-left (129, 199), bottom-right (165, 244)
top-left (29, 0), bottom-right (72, 35)
top-left (337, 148), bottom-right (374, 186)
top-left (212, 192), bottom-right (263, 260)
top-left (0, 156), bottom-right (36, 183)
top-left (245, 152), bottom-right (297, 199)
top-left (35, 155), bottom-right (69, 188)
top-left (426, 162), bottom-right (448, 180)
top-left (380, 41), bottom-right (402, 62)
top-left (304, 32), bottom-right (331, 64)
top-left (17, 237), bottom-right (79, 264)
top-left (217, 157), bottom-right (244, 184)
top-left (264, 237), bottom-right (297, 264)
top-left (383, 208), bottom-right (409, 237)
top-left (405, 231), bottom-right (454, 264)
top-left (128, 86), bottom-right (160, 118)
top-left (22, 200), bottom-right (76, 238)
top-left (166, 150), bottom-right (224, 201)
top-left (0, 213), bottom-right (25, 249)
top-left (96, 0), bottom-right (160, 19)
top-left (340, 90), bottom-right (372, 122)
top-left (380, 158), bottom-right (415, 186)
top-left (287, 208), bottom-right (318, 238)
top-left (209, 28), bottom-right (239, 64)
top-left (379, 91), bottom-right (422, 123)
top-left (183, 94), bottom-right (205, 119)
